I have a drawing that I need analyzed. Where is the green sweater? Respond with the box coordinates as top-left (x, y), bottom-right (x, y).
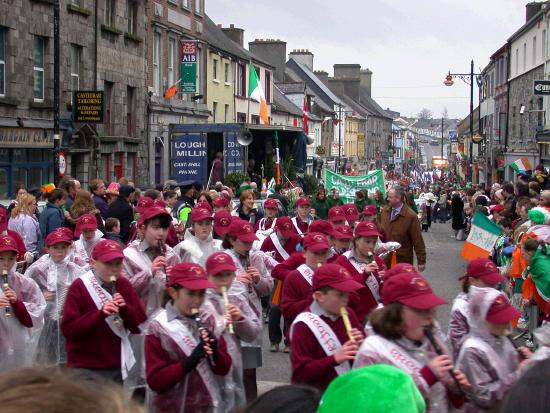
top-left (311, 197), bottom-right (330, 219)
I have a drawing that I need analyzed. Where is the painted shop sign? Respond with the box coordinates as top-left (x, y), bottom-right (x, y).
top-left (0, 127), bottom-right (54, 148)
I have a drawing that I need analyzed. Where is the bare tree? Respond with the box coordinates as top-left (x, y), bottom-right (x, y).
top-left (417, 108), bottom-right (433, 120)
top-left (442, 107), bottom-right (449, 120)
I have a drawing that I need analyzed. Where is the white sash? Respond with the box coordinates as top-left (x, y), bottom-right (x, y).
top-left (342, 251), bottom-right (380, 302)
top-left (154, 310), bottom-right (220, 410)
top-left (80, 272), bottom-right (135, 380)
top-left (291, 217), bottom-right (305, 235)
top-left (270, 232), bottom-right (290, 261)
top-left (458, 336), bottom-right (510, 379)
top-left (364, 335), bottom-right (429, 394)
top-left (297, 264), bottom-right (314, 286)
top-left (259, 217), bottom-right (277, 231)
top-left (292, 312), bottom-right (350, 376)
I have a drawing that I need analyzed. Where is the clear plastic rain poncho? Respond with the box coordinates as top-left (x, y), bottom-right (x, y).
top-left (173, 229), bottom-right (223, 267)
top-left (73, 229), bottom-right (104, 269)
top-left (203, 287), bottom-right (261, 413)
top-left (25, 253), bottom-right (86, 365)
top-left (0, 270), bottom-right (46, 372)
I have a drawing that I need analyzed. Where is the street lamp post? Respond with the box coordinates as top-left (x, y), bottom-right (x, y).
top-left (444, 60), bottom-right (480, 183)
top-left (441, 116), bottom-right (444, 158)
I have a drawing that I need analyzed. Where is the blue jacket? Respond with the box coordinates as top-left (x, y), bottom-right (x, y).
top-left (39, 202), bottom-right (64, 239)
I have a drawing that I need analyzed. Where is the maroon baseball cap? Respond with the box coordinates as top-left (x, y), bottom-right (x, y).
top-left (309, 220), bottom-right (337, 237)
top-left (275, 216), bottom-right (296, 238)
top-left (0, 208), bottom-right (7, 232)
top-left (206, 251), bottom-right (237, 275)
top-left (489, 204), bottom-right (504, 214)
top-left (137, 197), bottom-right (154, 214)
top-left (486, 293), bottom-right (521, 324)
top-left (91, 240), bottom-right (124, 262)
top-left (295, 197), bottom-right (311, 207)
top-left (362, 205), bottom-right (377, 217)
top-left (190, 207), bottom-right (213, 222)
top-left (75, 213), bottom-right (98, 237)
top-left (228, 219), bottom-right (258, 242)
top-left (45, 228), bottom-right (73, 246)
top-left (461, 258), bottom-right (505, 286)
top-left (154, 199), bottom-right (167, 208)
top-left (382, 272), bottom-right (447, 309)
top-left (384, 263), bottom-right (419, 280)
top-left (303, 232), bottom-right (330, 252)
top-left (167, 262), bottom-right (216, 290)
top-left (328, 207), bottom-right (347, 224)
top-left (195, 200), bottom-right (213, 212)
top-left (312, 263), bottom-right (364, 292)
top-left (343, 204), bottom-right (359, 223)
top-left (138, 206), bottom-right (171, 225)
top-left (212, 197), bottom-right (229, 208)
top-left (0, 235), bottom-right (18, 254)
top-left (333, 224), bottom-right (353, 240)
top-left (354, 221), bottom-right (381, 238)
top-left (264, 199), bottom-right (279, 210)
top-left (214, 210), bottom-right (232, 237)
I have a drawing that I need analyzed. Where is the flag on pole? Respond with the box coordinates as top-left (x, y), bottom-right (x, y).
top-left (164, 79), bottom-right (181, 99)
top-left (274, 131), bottom-right (281, 184)
top-left (510, 156), bottom-right (533, 172)
top-left (248, 64), bottom-right (269, 125)
top-left (302, 95), bottom-right (309, 134)
top-left (267, 178), bottom-right (276, 193)
top-left (461, 211), bottom-right (502, 261)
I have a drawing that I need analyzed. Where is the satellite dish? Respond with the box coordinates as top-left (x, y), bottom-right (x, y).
top-left (237, 128), bottom-right (253, 146)
top-left (305, 133), bottom-right (315, 145)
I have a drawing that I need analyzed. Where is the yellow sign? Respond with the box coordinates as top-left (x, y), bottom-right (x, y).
top-left (432, 156), bottom-right (448, 168)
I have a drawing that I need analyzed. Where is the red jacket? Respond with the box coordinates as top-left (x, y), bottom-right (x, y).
top-left (254, 217), bottom-right (276, 232)
top-left (280, 268), bottom-right (313, 324)
top-left (272, 252), bottom-right (305, 281)
top-left (61, 275), bottom-right (147, 369)
top-left (290, 305), bottom-right (361, 391)
top-left (260, 234), bottom-right (301, 263)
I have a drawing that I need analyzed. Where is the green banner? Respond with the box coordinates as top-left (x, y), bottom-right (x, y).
top-left (325, 169), bottom-right (386, 203)
top-left (180, 40), bottom-right (197, 93)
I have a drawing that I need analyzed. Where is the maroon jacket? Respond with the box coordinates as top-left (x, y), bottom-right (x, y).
top-left (260, 234), bottom-right (301, 263)
top-left (61, 275), bottom-right (147, 369)
top-left (280, 268), bottom-right (313, 324)
top-left (290, 304), bottom-right (361, 391)
top-left (293, 219), bottom-right (309, 234)
top-left (254, 217), bottom-right (276, 232)
top-left (272, 252), bottom-right (305, 281)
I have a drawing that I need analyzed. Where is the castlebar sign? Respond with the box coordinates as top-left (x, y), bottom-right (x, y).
top-left (73, 91), bottom-right (104, 123)
top-left (534, 80), bottom-right (550, 95)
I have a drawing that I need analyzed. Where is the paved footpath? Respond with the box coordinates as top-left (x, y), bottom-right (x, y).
top-left (257, 220), bottom-right (465, 392)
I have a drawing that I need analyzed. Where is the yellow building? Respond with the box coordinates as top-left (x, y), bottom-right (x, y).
top-left (344, 113), bottom-right (364, 158)
top-left (206, 50), bottom-right (235, 123)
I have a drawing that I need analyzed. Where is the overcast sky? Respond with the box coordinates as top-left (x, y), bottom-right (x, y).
top-left (206, 0), bottom-right (539, 119)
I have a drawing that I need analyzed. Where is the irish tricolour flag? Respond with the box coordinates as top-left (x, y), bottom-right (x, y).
top-left (510, 157), bottom-right (533, 172)
top-left (248, 63), bottom-right (269, 125)
top-left (461, 212), bottom-right (502, 261)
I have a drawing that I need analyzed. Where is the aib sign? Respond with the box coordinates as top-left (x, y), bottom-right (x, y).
top-left (534, 80), bottom-right (550, 95)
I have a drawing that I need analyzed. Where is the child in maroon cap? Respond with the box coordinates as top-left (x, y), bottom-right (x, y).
top-left (145, 262), bottom-right (232, 413)
top-left (448, 258), bottom-right (506, 359)
top-left (335, 221), bottom-right (387, 322)
top-left (122, 207), bottom-right (180, 316)
top-left (73, 213), bottom-right (103, 269)
top-left (203, 251), bottom-right (261, 412)
top-left (456, 286), bottom-right (532, 412)
top-left (255, 198), bottom-right (279, 233)
top-left (290, 263), bottom-right (365, 391)
top-left (292, 197), bottom-right (314, 235)
top-left (62, 240), bottom-right (146, 383)
top-left (354, 271), bottom-right (468, 413)
top-left (25, 227), bottom-right (86, 365)
top-left (0, 234), bottom-right (46, 371)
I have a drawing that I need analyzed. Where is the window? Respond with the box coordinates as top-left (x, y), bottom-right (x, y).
top-left (224, 104), bottom-right (229, 122)
top-left (212, 58), bottom-right (218, 81)
top-left (33, 37), bottom-right (45, 101)
top-left (104, 0), bottom-right (116, 27)
top-left (126, 152), bottom-right (136, 181)
top-left (237, 112), bottom-right (246, 123)
top-left (543, 30), bottom-right (547, 60)
top-left (212, 101), bottom-right (217, 122)
top-left (515, 48), bottom-right (519, 74)
top-left (523, 42), bottom-right (527, 71)
top-left (168, 38), bottom-right (176, 89)
top-left (182, 0), bottom-right (190, 8)
top-left (0, 28), bottom-right (5, 97)
top-left (127, 1), bottom-right (138, 35)
top-left (126, 86), bottom-right (135, 137)
top-left (224, 62), bottom-right (230, 84)
top-left (533, 36), bottom-right (537, 65)
top-left (194, 0), bottom-right (201, 14)
top-left (104, 81), bottom-right (114, 135)
top-left (70, 0), bottom-right (82, 6)
top-left (237, 63), bottom-right (246, 96)
top-left (265, 70), bottom-right (271, 103)
top-left (69, 44), bottom-right (81, 99)
top-left (153, 32), bottom-right (161, 96)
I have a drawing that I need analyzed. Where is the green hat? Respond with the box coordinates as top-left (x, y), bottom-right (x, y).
top-left (317, 365), bottom-right (425, 413)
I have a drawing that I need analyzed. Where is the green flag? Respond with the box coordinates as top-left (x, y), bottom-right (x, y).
top-left (325, 169), bottom-right (386, 203)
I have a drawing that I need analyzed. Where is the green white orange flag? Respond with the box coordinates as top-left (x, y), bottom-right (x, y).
top-left (510, 156), bottom-right (533, 172)
top-left (248, 63), bottom-right (269, 125)
top-left (461, 212), bottom-right (502, 261)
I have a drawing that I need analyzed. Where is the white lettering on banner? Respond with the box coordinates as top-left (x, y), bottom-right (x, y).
top-left (466, 227), bottom-right (499, 251)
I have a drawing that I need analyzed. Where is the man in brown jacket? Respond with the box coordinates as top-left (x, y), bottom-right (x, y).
top-left (379, 186), bottom-right (426, 271)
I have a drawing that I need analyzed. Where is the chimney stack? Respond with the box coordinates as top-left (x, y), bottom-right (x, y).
top-left (249, 39), bottom-right (287, 82)
top-left (526, 2), bottom-right (544, 22)
top-left (289, 49), bottom-right (314, 71)
top-left (360, 68), bottom-right (372, 97)
top-left (332, 64), bottom-right (361, 101)
top-left (221, 24), bottom-right (244, 47)
top-left (314, 70), bottom-right (329, 85)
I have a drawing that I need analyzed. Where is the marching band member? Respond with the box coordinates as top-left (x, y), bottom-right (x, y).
top-left (354, 270), bottom-right (468, 413)
top-left (222, 218), bottom-right (272, 401)
top-left (213, 210), bottom-right (232, 241)
top-left (204, 252), bottom-right (261, 412)
top-left (0, 208), bottom-right (28, 264)
top-left (145, 262), bottom-right (232, 413)
top-left (361, 204), bottom-right (378, 222)
top-left (61, 240), bottom-right (146, 382)
top-left (328, 207), bottom-right (347, 226)
top-left (335, 221), bottom-right (386, 322)
top-left (456, 286), bottom-right (532, 412)
top-left (331, 224), bottom-right (353, 256)
top-left (447, 258), bottom-right (506, 359)
top-left (290, 263), bottom-right (364, 391)
top-left (25, 228), bottom-right (86, 365)
top-left (292, 197), bottom-right (314, 235)
top-left (173, 207), bottom-right (221, 266)
top-left (212, 196), bottom-right (230, 213)
top-left (0, 234), bottom-right (46, 371)
top-left (280, 233), bottom-right (331, 327)
top-left (122, 207), bottom-right (180, 316)
top-left (343, 203), bottom-right (359, 228)
top-left (254, 198), bottom-right (279, 232)
top-left (73, 213), bottom-right (104, 269)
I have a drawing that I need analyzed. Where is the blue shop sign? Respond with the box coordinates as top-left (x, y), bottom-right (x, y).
top-left (171, 133), bottom-right (208, 185)
top-left (224, 132), bottom-right (245, 175)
